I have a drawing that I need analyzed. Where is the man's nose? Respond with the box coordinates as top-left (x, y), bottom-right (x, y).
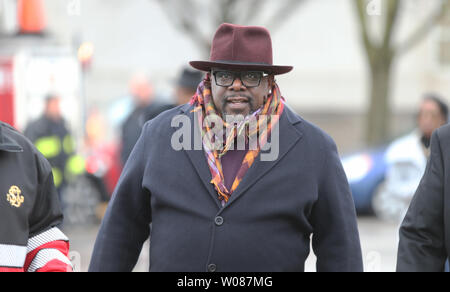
top-left (229, 77), bottom-right (246, 91)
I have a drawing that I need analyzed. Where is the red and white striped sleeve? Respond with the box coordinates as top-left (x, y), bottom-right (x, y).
top-left (0, 244), bottom-right (28, 272)
top-left (24, 227), bottom-right (73, 272)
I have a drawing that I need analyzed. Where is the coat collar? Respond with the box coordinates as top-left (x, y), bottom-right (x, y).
top-left (0, 123), bottom-right (24, 153)
top-left (178, 103), bottom-right (303, 210)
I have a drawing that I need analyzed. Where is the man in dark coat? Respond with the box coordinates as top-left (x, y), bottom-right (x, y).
top-left (24, 94), bottom-right (75, 195)
top-left (121, 73), bottom-right (174, 165)
top-left (173, 67), bottom-right (204, 106)
top-left (397, 123), bottom-right (450, 272)
top-left (89, 23), bottom-right (363, 272)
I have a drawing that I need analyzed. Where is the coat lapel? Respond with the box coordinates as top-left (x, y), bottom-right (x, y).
top-left (177, 104), bottom-right (304, 210)
top-left (177, 104), bottom-right (223, 208)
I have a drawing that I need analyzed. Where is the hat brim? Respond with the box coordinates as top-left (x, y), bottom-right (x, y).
top-left (189, 60), bottom-right (293, 75)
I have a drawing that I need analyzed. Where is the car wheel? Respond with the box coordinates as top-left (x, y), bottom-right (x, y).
top-left (62, 174), bottom-right (103, 227)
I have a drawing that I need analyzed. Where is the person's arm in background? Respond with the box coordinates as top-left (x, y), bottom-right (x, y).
top-left (25, 151), bottom-right (72, 272)
top-left (397, 130), bottom-right (447, 272)
top-left (311, 136), bottom-right (364, 272)
top-left (89, 122), bottom-right (152, 272)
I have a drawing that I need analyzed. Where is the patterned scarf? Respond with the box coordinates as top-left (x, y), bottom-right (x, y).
top-left (190, 73), bottom-right (285, 203)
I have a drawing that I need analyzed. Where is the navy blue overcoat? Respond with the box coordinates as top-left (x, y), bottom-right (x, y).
top-left (89, 104), bottom-right (363, 272)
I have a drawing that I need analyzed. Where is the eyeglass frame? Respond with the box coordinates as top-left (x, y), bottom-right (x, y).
top-left (211, 70), bottom-right (271, 88)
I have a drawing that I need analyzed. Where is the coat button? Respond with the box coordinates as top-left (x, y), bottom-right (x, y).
top-left (208, 264), bottom-right (217, 272)
top-left (215, 216), bottom-right (224, 226)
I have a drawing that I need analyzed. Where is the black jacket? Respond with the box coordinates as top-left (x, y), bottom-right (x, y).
top-left (90, 104), bottom-right (363, 272)
top-left (397, 124), bottom-right (450, 272)
top-left (121, 101), bottom-right (175, 165)
top-left (0, 122), bottom-right (70, 272)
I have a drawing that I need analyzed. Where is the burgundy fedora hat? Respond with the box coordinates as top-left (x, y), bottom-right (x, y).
top-left (190, 23), bottom-right (293, 75)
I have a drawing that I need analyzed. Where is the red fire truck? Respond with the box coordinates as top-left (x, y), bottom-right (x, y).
top-left (0, 47), bottom-right (84, 133)
top-left (0, 57), bottom-right (15, 127)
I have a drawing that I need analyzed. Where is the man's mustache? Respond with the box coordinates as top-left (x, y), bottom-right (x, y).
top-left (223, 94), bottom-right (253, 102)
top-left (220, 94), bottom-right (258, 116)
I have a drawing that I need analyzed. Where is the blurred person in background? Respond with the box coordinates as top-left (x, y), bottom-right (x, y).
top-left (84, 109), bottom-right (121, 209)
top-left (387, 94), bottom-right (448, 169)
top-left (373, 94), bottom-right (448, 222)
top-left (120, 73), bottom-right (174, 165)
top-left (417, 94), bottom-right (449, 153)
top-left (0, 121), bottom-right (72, 272)
top-left (24, 94), bottom-right (77, 204)
top-left (173, 67), bottom-right (204, 106)
top-left (61, 109), bottom-right (122, 227)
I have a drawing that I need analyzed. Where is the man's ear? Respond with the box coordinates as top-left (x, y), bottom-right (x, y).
top-left (269, 75), bottom-right (275, 86)
top-left (267, 75), bottom-right (275, 91)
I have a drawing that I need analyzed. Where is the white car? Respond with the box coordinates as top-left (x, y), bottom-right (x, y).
top-left (372, 131), bottom-right (427, 222)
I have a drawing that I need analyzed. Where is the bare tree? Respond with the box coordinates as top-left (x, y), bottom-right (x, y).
top-left (354, 0), bottom-right (450, 145)
top-left (154, 0), bottom-right (307, 57)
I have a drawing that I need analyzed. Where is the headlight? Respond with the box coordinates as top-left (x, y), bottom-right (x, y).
top-left (342, 154), bottom-right (373, 183)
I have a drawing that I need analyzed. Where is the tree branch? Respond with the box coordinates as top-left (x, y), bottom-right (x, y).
top-left (354, 0), bottom-right (376, 61)
top-left (266, 0), bottom-right (307, 33)
top-left (396, 0), bottom-right (450, 56)
top-left (156, 0), bottom-right (211, 56)
top-left (214, 0), bottom-right (239, 26)
top-left (238, 0), bottom-right (267, 25)
top-left (382, 0), bottom-right (400, 50)
top-left (154, 0), bottom-right (311, 57)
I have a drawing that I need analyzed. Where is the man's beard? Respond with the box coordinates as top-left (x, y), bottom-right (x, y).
top-left (220, 94), bottom-right (267, 118)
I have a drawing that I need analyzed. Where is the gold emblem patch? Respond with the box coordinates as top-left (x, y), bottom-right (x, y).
top-left (6, 186), bottom-right (24, 208)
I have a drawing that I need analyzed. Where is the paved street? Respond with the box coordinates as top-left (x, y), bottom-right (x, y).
top-left (66, 216), bottom-right (400, 272)
top-left (305, 216), bottom-right (400, 272)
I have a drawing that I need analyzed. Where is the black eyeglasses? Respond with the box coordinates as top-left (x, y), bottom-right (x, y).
top-left (212, 71), bottom-right (269, 88)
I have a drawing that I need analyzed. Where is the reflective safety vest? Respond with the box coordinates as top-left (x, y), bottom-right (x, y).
top-left (34, 135), bottom-right (84, 187)
top-left (24, 116), bottom-right (85, 188)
